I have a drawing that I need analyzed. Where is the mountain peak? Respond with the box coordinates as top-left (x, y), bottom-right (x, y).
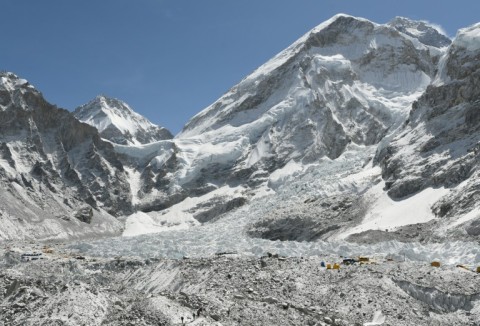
top-left (0, 72), bottom-right (43, 112)
top-left (91, 95), bottom-right (134, 113)
top-left (321, 13), bottom-right (371, 25)
top-left (74, 96), bottom-right (172, 145)
top-left (387, 16), bottom-right (451, 48)
top-left (310, 14), bottom-right (375, 35)
top-left (0, 71), bottom-right (36, 93)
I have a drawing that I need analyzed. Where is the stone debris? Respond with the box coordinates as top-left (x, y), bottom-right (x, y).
top-left (0, 247), bottom-right (478, 325)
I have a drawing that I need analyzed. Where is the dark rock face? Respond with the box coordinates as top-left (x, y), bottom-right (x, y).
top-left (346, 221), bottom-right (440, 244)
top-left (191, 196), bottom-right (247, 223)
top-left (376, 35), bottom-right (480, 225)
top-left (0, 72), bottom-right (132, 239)
top-left (247, 196), bottom-right (366, 241)
top-left (249, 217), bottom-right (341, 241)
top-left (75, 207), bottom-right (93, 224)
top-left (466, 219), bottom-right (480, 236)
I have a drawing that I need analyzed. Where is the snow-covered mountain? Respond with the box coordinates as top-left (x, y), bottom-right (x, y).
top-left (1, 15), bottom-right (479, 246)
top-left (116, 14), bottom-right (452, 231)
top-left (74, 95), bottom-right (172, 145)
top-left (0, 73), bottom-right (129, 240)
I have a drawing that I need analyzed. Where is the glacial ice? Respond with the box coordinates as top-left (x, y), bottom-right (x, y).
top-left (68, 146), bottom-right (480, 266)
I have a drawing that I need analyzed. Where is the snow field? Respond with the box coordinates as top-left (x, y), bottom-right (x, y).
top-left (336, 182), bottom-right (451, 239)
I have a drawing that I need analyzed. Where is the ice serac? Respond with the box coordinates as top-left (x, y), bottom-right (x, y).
top-left (123, 14), bottom-right (441, 220)
top-left (377, 23), bottom-right (480, 239)
top-left (0, 72), bottom-right (129, 241)
top-left (74, 95), bottom-right (172, 146)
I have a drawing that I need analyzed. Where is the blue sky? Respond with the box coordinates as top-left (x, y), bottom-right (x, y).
top-left (1, 0), bottom-right (479, 134)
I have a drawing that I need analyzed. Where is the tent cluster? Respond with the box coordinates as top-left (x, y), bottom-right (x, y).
top-left (320, 256), bottom-right (373, 270)
top-left (321, 256), bottom-right (480, 273)
top-left (430, 261), bottom-right (480, 273)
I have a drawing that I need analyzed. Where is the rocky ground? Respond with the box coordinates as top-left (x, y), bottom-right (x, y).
top-left (247, 195), bottom-right (367, 242)
top-left (0, 243), bottom-right (479, 326)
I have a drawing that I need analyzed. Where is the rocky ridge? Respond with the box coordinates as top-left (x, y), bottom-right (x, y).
top-left (387, 16), bottom-right (452, 48)
top-left (0, 72), bottom-right (129, 240)
top-left (376, 22), bottom-right (480, 240)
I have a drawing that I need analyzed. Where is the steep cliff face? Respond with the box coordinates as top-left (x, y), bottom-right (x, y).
top-left (377, 23), bottom-right (480, 238)
top-left (0, 73), bottom-right (129, 240)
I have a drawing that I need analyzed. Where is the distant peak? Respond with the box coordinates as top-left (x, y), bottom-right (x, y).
top-left (0, 72), bottom-right (36, 93)
top-left (313, 14), bottom-right (374, 32)
top-left (0, 71), bottom-right (19, 79)
top-left (328, 13), bottom-right (369, 22)
top-left (94, 94), bottom-right (108, 101)
top-left (387, 17), bottom-right (451, 48)
top-left (389, 16), bottom-right (416, 24)
top-left (84, 95), bottom-right (134, 114)
top-left (74, 96), bottom-right (173, 145)
top-left (93, 94), bottom-right (126, 105)
top-left (330, 13), bottom-right (356, 20)
top-left (389, 16), bottom-right (447, 34)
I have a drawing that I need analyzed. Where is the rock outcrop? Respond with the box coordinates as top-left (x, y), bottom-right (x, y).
top-left (0, 72), bottom-right (128, 240)
top-left (377, 23), bottom-right (480, 237)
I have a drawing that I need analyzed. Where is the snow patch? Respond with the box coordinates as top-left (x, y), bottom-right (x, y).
top-left (364, 310), bottom-right (386, 326)
top-left (268, 160), bottom-right (305, 190)
top-left (123, 211), bottom-right (198, 237)
top-left (123, 186), bottom-right (245, 237)
top-left (337, 183), bottom-right (450, 239)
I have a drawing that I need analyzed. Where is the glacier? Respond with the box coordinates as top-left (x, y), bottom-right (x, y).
top-left (68, 146), bottom-right (480, 265)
